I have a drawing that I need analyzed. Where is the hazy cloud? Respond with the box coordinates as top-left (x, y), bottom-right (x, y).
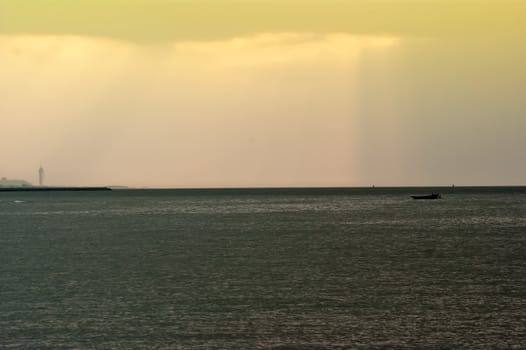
top-left (0, 33), bottom-right (400, 187)
top-left (1, 0), bottom-right (524, 42)
top-left (1, 1), bottom-right (525, 186)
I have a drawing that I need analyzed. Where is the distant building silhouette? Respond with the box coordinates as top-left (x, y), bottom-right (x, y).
top-left (39, 165), bottom-right (45, 187)
top-left (0, 177), bottom-right (32, 187)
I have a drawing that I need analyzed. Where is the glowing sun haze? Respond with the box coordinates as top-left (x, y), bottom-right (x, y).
top-left (1, 0), bottom-right (525, 187)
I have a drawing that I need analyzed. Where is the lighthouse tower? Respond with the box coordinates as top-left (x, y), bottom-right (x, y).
top-left (39, 165), bottom-right (45, 187)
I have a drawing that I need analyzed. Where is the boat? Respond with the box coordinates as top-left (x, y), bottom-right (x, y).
top-left (411, 193), bottom-right (442, 200)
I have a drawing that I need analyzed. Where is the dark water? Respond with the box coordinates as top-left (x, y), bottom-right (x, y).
top-left (1, 188), bottom-right (526, 349)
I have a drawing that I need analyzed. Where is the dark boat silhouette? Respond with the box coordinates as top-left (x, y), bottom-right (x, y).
top-left (411, 193), bottom-right (442, 200)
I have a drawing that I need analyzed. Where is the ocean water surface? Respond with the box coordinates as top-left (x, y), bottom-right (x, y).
top-left (1, 187), bottom-right (526, 349)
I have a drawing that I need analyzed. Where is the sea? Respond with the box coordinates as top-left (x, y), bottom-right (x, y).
top-left (1, 187), bottom-right (525, 349)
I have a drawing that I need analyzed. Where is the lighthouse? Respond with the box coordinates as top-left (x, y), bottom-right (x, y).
top-left (39, 165), bottom-right (45, 187)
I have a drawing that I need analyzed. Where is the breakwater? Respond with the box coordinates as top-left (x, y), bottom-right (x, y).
top-left (0, 187), bottom-right (112, 192)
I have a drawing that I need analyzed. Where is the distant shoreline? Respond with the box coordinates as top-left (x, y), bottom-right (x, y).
top-left (0, 187), bottom-right (112, 192)
top-left (1, 186), bottom-right (525, 194)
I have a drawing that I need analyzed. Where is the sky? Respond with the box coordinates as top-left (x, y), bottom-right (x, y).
top-left (1, 0), bottom-right (525, 187)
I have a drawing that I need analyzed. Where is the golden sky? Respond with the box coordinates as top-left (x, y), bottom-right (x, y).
top-left (1, 1), bottom-right (525, 187)
top-left (2, 0), bottom-right (524, 40)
